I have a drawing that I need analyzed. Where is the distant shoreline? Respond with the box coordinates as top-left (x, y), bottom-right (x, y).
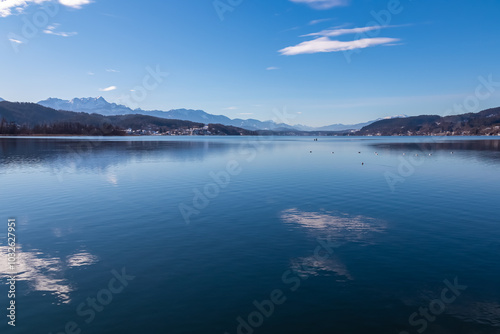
top-left (1, 134), bottom-right (500, 138)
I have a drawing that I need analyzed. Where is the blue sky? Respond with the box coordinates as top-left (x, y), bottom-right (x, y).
top-left (1, 0), bottom-right (499, 126)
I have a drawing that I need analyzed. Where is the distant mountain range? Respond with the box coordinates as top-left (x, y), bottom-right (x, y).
top-left (37, 97), bottom-right (408, 131)
top-left (2, 97), bottom-right (499, 137)
top-left (292, 115), bottom-right (409, 132)
top-left (37, 97), bottom-right (295, 131)
top-left (0, 101), bottom-right (256, 136)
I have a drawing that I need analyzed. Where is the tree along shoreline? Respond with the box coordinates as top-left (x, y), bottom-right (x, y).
top-left (0, 120), bottom-right (125, 136)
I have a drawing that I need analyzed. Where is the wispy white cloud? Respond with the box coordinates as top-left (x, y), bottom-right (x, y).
top-left (99, 86), bottom-right (117, 92)
top-left (290, 0), bottom-right (349, 10)
top-left (106, 69), bottom-right (120, 73)
top-left (87, 71), bottom-right (95, 75)
top-left (266, 67), bottom-right (279, 71)
top-left (279, 37), bottom-right (400, 55)
top-left (43, 24), bottom-right (77, 37)
top-left (303, 24), bottom-right (406, 37)
top-left (303, 25), bottom-right (382, 37)
top-left (309, 18), bottom-right (333, 25)
top-left (8, 37), bottom-right (24, 44)
top-left (1, 0), bottom-right (92, 17)
top-left (224, 106), bottom-right (238, 110)
top-left (58, 0), bottom-right (92, 9)
top-left (1, 0), bottom-right (44, 17)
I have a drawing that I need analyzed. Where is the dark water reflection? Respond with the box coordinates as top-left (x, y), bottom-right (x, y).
top-left (0, 137), bottom-right (238, 166)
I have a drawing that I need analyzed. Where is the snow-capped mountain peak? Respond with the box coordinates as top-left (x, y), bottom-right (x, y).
top-left (382, 114), bottom-right (408, 120)
top-left (38, 96), bottom-right (128, 114)
top-left (37, 96), bottom-right (410, 131)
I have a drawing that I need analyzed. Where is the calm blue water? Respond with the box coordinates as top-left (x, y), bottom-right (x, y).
top-left (1, 136), bottom-right (499, 334)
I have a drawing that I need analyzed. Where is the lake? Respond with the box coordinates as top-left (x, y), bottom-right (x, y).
top-left (1, 136), bottom-right (499, 334)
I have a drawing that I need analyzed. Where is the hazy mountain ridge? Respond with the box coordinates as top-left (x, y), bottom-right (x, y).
top-left (2, 99), bottom-right (499, 136)
top-left (37, 97), bottom-right (294, 131)
top-left (37, 97), bottom-right (406, 131)
top-left (293, 115), bottom-right (409, 132)
top-left (0, 101), bottom-right (256, 136)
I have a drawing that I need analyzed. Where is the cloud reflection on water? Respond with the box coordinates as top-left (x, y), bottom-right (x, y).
top-left (281, 208), bottom-right (386, 280)
top-left (66, 252), bottom-right (99, 267)
top-left (0, 246), bottom-right (98, 304)
top-left (281, 208), bottom-right (386, 243)
top-left (290, 254), bottom-right (353, 281)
